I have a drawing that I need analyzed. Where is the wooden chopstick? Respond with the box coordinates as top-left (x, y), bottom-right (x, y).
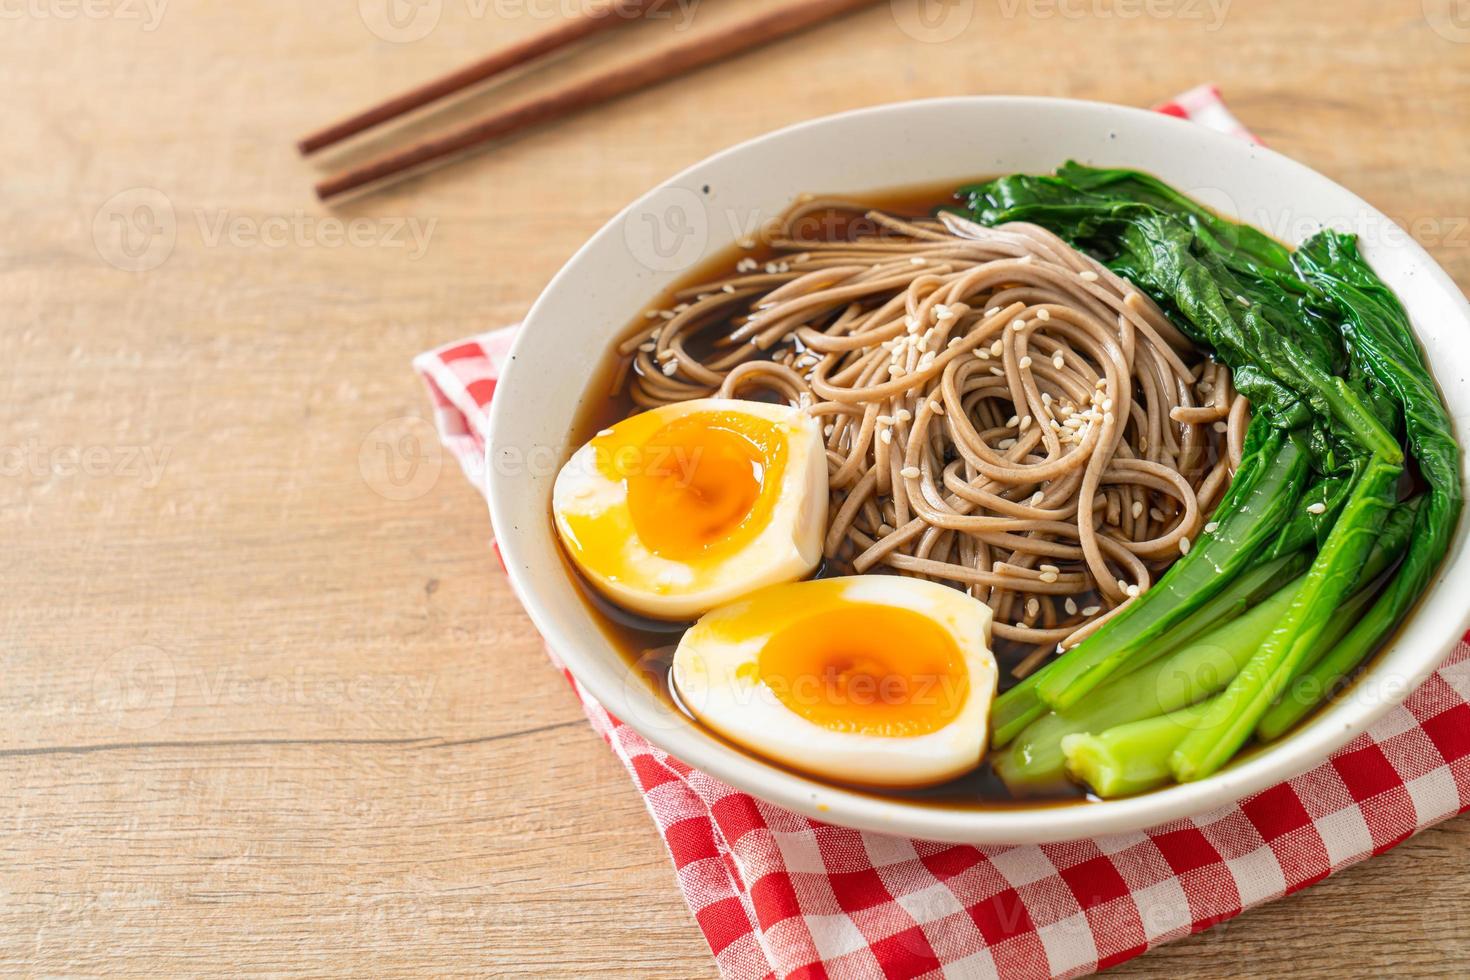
top-left (298, 0), bottom-right (665, 155)
top-left (313, 0), bottom-right (883, 201)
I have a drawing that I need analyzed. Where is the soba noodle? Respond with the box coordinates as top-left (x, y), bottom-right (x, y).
top-left (612, 200), bottom-right (1248, 675)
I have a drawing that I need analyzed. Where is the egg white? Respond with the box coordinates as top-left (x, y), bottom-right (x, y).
top-left (671, 576), bottom-right (998, 788)
top-left (552, 398), bottom-right (827, 621)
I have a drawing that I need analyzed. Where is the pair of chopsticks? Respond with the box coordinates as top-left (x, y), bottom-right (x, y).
top-left (302, 0), bottom-right (883, 201)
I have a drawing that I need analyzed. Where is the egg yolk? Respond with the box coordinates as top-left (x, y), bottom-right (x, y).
top-left (622, 411), bottom-right (786, 561)
top-left (755, 603), bottom-right (969, 737)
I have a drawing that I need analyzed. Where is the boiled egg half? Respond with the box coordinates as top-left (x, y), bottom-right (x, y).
top-left (671, 576), bottom-right (997, 788)
top-left (552, 398), bottom-right (827, 621)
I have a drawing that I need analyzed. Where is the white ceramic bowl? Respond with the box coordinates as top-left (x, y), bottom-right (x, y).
top-left (488, 97), bottom-right (1470, 844)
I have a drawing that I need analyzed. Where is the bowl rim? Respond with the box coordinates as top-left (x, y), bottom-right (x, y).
top-left (488, 95), bottom-right (1470, 844)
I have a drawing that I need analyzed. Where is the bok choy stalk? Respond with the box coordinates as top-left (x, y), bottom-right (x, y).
top-left (1064, 572), bottom-right (1393, 798)
top-left (1257, 499), bottom-right (1427, 741)
top-left (1063, 705), bottom-right (1211, 799)
top-left (1170, 457), bottom-right (1401, 780)
top-left (995, 505), bottom-right (1413, 793)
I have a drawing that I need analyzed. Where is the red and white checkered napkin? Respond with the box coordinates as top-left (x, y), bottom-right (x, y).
top-left (415, 88), bottom-right (1470, 979)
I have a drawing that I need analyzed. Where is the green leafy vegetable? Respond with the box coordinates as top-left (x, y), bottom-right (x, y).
top-left (959, 163), bottom-right (1462, 794)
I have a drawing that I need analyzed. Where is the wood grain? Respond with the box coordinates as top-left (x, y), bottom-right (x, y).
top-left (1, 0), bottom-right (1466, 975)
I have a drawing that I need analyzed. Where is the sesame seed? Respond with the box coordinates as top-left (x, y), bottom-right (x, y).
top-left (1213, 420), bottom-right (1229, 433)
top-left (661, 360), bottom-right (678, 375)
top-left (1204, 521), bottom-right (1220, 534)
top-left (1007, 414), bottom-right (1020, 427)
top-left (643, 310), bottom-right (659, 320)
top-left (1179, 538), bottom-right (1191, 555)
top-left (1026, 598), bottom-right (1040, 617)
top-left (1021, 415), bottom-right (1034, 431)
top-left (910, 256), bottom-right (927, 265)
top-left (1151, 507), bottom-right (1167, 522)
top-left (896, 409), bottom-right (912, 422)
top-left (889, 364), bottom-right (905, 376)
top-left (736, 258), bottom-right (758, 273)
top-left (976, 348), bottom-right (991, 360)
top-left (1030, 491), bottom-right (1044, 505)
top-left (1011, 319), bottom-right (1027, 332)
top-left (879, 428), bottom-right (893, 445)
top-left (985, 306), bottom-right (1001, 317)
top-left (1056, 643), bottom-right (1066, 654)
top-left (1082, 605), bottom-right (1101, 617)
top-left (638, 342), bottom-right (656, 352)
top-left (1126, 584), bottom-right (1141, 598)
top-left (1036, 308), bottom-right (1051, 321)
top-left (991, 340), bottom-right (1004, 357)
top-left (659, 310), bottom-right (676, 320)
top-left (997, 438), bottom-right (1017, 450)
top-left (1065, 597), bottom-right (1078, 615)
top-left (1040, 571), bottom-right (1059, 583)
top-left (1101, 398), bottom-right (1113, 412)
top-left (597, 428), bottom-right (615, 437)
top-left (1236, 294), bottom-right (1250, 307)
top-left (1040, 564), bottom-right (1059, 575)
top-left (901, 466), bottom-right (921, 479)
top-left (877, 414), bottom-right (894, 425)
top-left (1117, 578), bottom-right (1128, 592)
top-left (1020, 356), bottom-right (1034, 370)
top-left (1307, 502), bottom-right (1327, 515)
top-left (1079, 270), bottom-right (1100, 282)
top-left (990, 366), bottom-right (1005, 377)
top-left (722, 284), bottom-right (737, 294)
top-left (823, 424), bottom-right (834, 436)
top-left (930, 400), bottom-right (945, 416)
top-left (935, 304), bottom-right (955, 321)
top-left (1131, 501), bottom-right (1143, 519)
top-left (1053, 353), bottom-right (1066, 370)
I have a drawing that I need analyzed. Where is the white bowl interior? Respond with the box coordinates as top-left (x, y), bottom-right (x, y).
top-left (489, 97), bottom-right (1470, 844)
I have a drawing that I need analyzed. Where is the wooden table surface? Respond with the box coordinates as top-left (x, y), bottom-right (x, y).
top-left (3, 0), bottom-right (1467, 975)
